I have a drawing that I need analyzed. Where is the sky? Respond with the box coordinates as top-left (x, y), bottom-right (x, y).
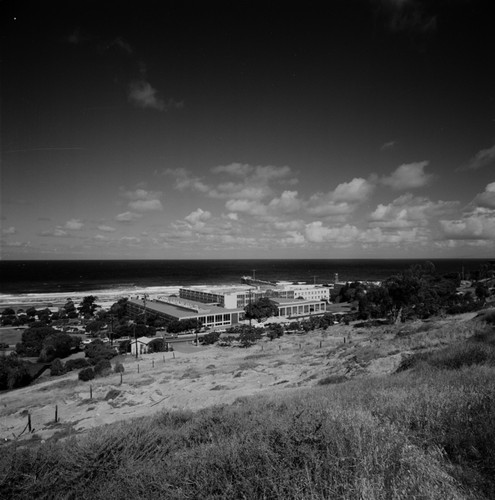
top-left (1, 0), bottom-right (494, 260)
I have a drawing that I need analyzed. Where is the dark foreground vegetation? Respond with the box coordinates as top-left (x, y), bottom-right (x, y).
top-left (1, 324), bottom-right (495, 499)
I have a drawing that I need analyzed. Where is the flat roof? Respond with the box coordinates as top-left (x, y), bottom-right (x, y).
top-left (270, 298), bottom-right (326, 306)
top-left (179, 285), bottom-right (254, 294)
top-left (129, 298), bottom-right (244, 319)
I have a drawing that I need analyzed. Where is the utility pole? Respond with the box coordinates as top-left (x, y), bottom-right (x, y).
top-left (142, 293), bottom-right (148, 328)
top-left (252, 269), bottom-right (256, 280)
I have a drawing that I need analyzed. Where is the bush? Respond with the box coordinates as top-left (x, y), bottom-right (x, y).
top-left (94, 359), bottom-right (112, 377)
top-left (201, 331), bottom-right (221, 345)
top-left (114, 362), bottom-right (125, 374)
top-left (78, 367), bottom-right (95, 381)
top-left (0, 355), bottom-right (33, 390)
top-left (50, 358), bottom-right (66, 376)
top-left (85, 341), bottom-right (116, 365)
top-left (65, 358), bottom-right (91, 371)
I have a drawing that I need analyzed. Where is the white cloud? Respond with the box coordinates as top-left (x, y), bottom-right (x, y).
top-left (305, 222), bottom-right (360, 244)
top-left (440, 214), bottom-right (495, 240)
top-left (97, 224), bottom-right (116, 232)
top-left (267, 191), bottom-right (301, 214)
top-left (120, 236), bottom-right (142, 245)
top-left (225, 199), bottom-right (267, 217)
top-left (115, 211), bottom-right (142, 223)
top-left (439, 183), bottom-right (495, 241)
top-left (380, 140), bottom-right (396, 150)
top-left (2, 226), bottom-right (16, 235)
top-left (128, 80), bottom-right (179, 111)
top-left (473, 182), bottom-right (495, 208)
top-left (184, 208), bottom-right (212, 226)
top-left (381, 161), bottom-right (432, 190)
top-left (39, 228), bottom-right (69, 237)
top-left (306, 178), bottom-right (374, 217)
top-left (280, 231), bottom-right (305, 246)
top-left (164, 168), bottom-right (210, 193)
top-left (120, 187), bottom-right (163, 212)
top-left (464, 144), bottom-right (495, 170)
top-left (331, 177), bottom-right (375, 202)
top-left (64, 218), bottom-right (84, 230)
top-left (128, 199), bottom-right (163, 212)
top-left (369, 193), bottom-right (458, 228)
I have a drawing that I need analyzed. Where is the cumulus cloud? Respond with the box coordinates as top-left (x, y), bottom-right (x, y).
top-left (128, 80), bottom-right (165, 110)
top-left (381, 161), bottom-right (432, 190)
top-left (380, 140), bottom-right (396, 150)
top-left (120, 187), bottom-right (163, 212)
top-left (463, 144), bottom-right (495, 170)
top-left (64, 218), bottom-right (84, 230)
top-left (164, 168), bottom-right (210, 193)
top-left (306, 178), bottom-right (374, 217)
top-left (267, 191), bottom-right (302, 214)
top-left (115, 211), bottom-right (142, 223)
top-left (2, 226), bottom-right (17, 235)
top-left (473, 182), bottom-right (495, 208)
top-left (39, 228), bottom-right (69, 238)
top-left (97, 224), bottom-right (116, 232)
top-left (369, 193), bottom-right (458, 228)
top-left (184, 208), bottom-right (212, 227)
top-left (305, 222), bottom-right (360, 245)
top-left (439, 213), bottom-right (495, 241)
top-left (439, 183), bottom-right (495, 241)
top-left (128, 199), bottom-right (163, 212)
top-left (128, 80), bottom-right (183, 111)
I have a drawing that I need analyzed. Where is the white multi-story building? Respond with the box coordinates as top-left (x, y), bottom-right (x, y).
top-left (268, 283), bottom-right (330, 302)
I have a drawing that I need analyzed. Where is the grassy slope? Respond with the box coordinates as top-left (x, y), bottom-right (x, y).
top-left (1, 320), bottom-right (495, 499)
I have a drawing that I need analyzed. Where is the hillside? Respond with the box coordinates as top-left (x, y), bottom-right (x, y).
top-left (1, 311), bottom-right (494, 499)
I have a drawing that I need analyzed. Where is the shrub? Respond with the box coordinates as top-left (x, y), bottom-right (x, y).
top-left (85, 341), bottom-right (116, 364)
top-left (78, 367), bottom-right (95, 381)
top-left (50, 358), bottom-right (66, 376)
top-left (94, 359), bottom-right (112, 376)
top-left (65, 358), bottom-right (91, 371)
top-left (114, 362), bottom-right (125, 374)
top-left (0, 355), bottom-right (33, 390)
top-left (201, 331), bottom-right (221, 345)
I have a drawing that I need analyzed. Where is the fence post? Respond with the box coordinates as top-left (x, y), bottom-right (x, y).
top-left (152, 359), bottom-right (154, 368)
top-left (28, 413), bottom-right (32, 432)
top-left (173, 352), bottom-right (175, 359)
top-left (319, 340), bottom-right (322, 348)
top-left (55, 405), bottom-right (58, 423)
top-left (90, 385), bottom-right (93, 400)
top-left (120, 372), bottom-right (123, 385)
top-left (138, 364), bottom-right (140, 373)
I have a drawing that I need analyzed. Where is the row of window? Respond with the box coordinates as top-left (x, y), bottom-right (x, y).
top-left (278, 303), bottom-right (324, 316)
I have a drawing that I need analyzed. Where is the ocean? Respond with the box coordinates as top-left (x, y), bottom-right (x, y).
top-left (0, 259), bottom-right (486, 308)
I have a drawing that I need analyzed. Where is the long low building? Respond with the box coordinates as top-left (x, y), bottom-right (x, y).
top-left (128, 294), bottom-right (327, 329)
top-left (128, 297), bottom-right (246, 329)
top-left (270, 298), bottom-right (327, 319)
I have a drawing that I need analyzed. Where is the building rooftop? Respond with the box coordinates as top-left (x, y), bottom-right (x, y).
top-left (129, 298), bottom-right (244, 318)
top-left (270, 297), bottom-right (326, 306)
top-left (180, 285), bottom-right (256, 294)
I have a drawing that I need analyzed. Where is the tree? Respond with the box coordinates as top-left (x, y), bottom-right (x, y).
top-left (0, 354), bottom-right (33, 390)
top-left (239, 327), bottom-right (262, 347)
top-left (244, 298), bottom-right (279, 323)
top-left (79, 296), bottom-right (99, 317)
top-left (38, 333), bottom-right (81, 362)
top-left (2, 307), bottom-right (16, 317)
top-left (85, 320), bottom-right (106, 336)
top-left (110, 298), bottom-right (129, 320)
top-left (16, 326), bottom-right (57, 357)
top-left (475, 283), bottom-right (489, 303)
